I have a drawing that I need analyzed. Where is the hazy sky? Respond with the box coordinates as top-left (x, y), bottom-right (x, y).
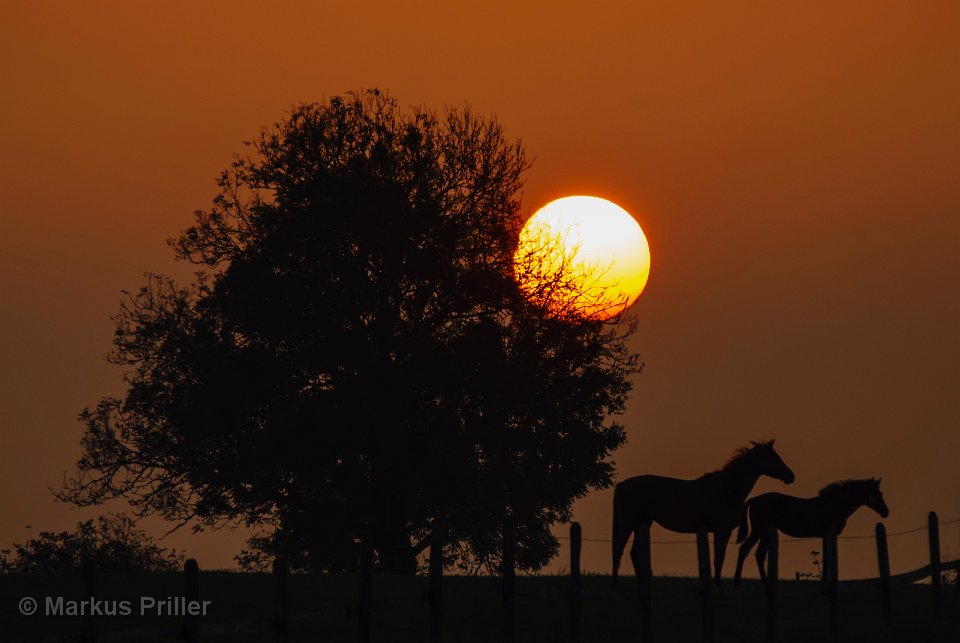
top-left (2, 2), bottom-right (958, 579)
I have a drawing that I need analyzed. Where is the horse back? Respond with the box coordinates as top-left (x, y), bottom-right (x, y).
top-left (616, 474), bottom-right (703, 504)
top-left (616, 473), bottom-right (733, 533)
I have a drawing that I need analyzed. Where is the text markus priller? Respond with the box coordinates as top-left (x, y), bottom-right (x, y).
top-left (41, 596), bottom-right (212, 617)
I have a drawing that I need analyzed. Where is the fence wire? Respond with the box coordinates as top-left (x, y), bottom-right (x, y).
top-left (557, 516), bottom-right (960, 545)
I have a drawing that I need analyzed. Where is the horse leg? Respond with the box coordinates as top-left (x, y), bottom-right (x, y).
top-left (734, 531), bottom-right (759, 586)
top-left (629, 524), bottom-right (652, 584)
top-left (713, 528), bottom-right (732, 586)
top-left (755, 537), bottom-right (768, 585)
top-left (611, 545), bottom-right (622, 587)
top-left (611, 505), bottom-right (633, 587)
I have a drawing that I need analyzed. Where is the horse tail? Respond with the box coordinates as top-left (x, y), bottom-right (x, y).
top-left (736, 497), bottom-right (753, 543)
top-left (611, 482), bottom-right (632, 585)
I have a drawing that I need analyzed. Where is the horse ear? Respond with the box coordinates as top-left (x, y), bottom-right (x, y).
top-left (768, 439), bottom-right (776, 447)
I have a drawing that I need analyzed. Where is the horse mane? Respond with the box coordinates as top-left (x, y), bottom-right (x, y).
top-left (818, 479), bottom-right (871, 498)
top-left (721, 439), bottom-right (774, 471)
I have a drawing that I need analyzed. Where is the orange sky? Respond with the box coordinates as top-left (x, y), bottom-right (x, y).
top-left (2, 2), bottom-right (959, 579)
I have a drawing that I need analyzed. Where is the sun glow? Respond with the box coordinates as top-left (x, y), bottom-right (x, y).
top-left (514, 196), bottom-right (650, 320)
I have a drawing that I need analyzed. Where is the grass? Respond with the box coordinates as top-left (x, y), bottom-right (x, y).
top-left (1, 571), bottom-right (957, 642)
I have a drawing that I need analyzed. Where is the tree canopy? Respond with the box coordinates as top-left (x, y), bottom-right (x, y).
top-left (60, 90), bottom-right (641, 573)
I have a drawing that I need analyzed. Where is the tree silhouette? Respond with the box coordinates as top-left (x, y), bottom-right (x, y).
top-left (59, 90), bottom-right (640, 573)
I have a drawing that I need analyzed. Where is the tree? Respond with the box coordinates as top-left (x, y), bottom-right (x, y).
top-left (60, 90), bottom-right (640, 573)
top-left (0, 514), bottom-right (183, 573)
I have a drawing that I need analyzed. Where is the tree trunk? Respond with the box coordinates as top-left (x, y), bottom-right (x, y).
top-left (373, 519), bottom-right (417, 574)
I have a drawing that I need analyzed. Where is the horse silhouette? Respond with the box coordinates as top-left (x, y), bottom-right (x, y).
top-left (612, 440), bottom-right (795, 586)
top-left (733, 478), bottom-right (889, 585)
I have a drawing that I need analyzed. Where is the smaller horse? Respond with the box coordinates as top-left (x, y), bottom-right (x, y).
top-left (734, 478), bottom-right (889, 585)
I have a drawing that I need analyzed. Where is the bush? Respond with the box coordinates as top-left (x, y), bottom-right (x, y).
top-left (0, 514), bottom-right (183, 573)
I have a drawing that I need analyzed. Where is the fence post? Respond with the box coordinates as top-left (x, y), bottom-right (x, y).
top-left (183, 559), bottom-right (200, 643)
top-left (635, 524), bottom-right (653, 643)
top-left (874, 523), bottom-right (892, 628)
top-left (928, 511), bottom-right (941, 617)
top-left (429, 523), bottom-right (444, 643)
top-left (822, 526), bottom-right (840, 589)
top-left (502, 516), bottom-right (516, 643)
top-left (80, 559), bottom-right (97, 643)
top-left (831, 531), bottom-right (840, 587)
top-left (359, 541), bottom-right (373, 643)
top-left (273, 558), bottom-right (289, 643)
top-left (825, 526), bottom-right (839, 640)
top-left (696, 529), bottom-right (714, 643)
top-left (820, 534), bottom-right (828, 595)
top-left (765, 528), bottom-right (778, 643)
top-left (569, 522), bottom-right (582, 643)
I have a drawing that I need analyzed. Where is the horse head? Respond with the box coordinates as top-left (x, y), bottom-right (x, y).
top-left (866, 477), bottom-right (890, 518)
top-left (753, 439), bottom-right (795, 484)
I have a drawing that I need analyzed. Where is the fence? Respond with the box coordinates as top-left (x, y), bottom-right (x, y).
top-left (16, 512), bottom-right (960, 643)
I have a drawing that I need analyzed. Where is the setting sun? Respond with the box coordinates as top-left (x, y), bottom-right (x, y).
top-left (514, 196), bottom-right (651, 320)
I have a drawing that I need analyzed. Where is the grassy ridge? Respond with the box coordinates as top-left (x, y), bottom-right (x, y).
top-left (1, 571), bottom-right (956, 642)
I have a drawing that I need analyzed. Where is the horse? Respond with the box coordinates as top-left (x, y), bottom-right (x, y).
top-left (733, 478), bottom-right (889, 585)
top-left (611, 440), bottom-right (795, 586)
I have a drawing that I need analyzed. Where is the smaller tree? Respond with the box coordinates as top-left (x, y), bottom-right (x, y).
top-left (0, 514), bottom-right (183, 573)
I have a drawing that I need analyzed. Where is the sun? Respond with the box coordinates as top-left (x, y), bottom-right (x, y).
top-left (514, 196), bottom-right (650, 320)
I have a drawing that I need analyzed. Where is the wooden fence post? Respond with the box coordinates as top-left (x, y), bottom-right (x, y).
top-left (429, 524), bottom-right (444, 643)
top-left (820, 534), bottom-right (828, 595)
top-left (502, 516), bottom-right (516, 643)
top-left (569, 522), bottom-right (582, 643)
top-left (359, 541), bottom-right (373, 643)
top-left (928, 511), bottom-right (941, 617)
top-left (831, 531), bottom-right (840, 587)
top-left (874, 523), bottom-right (892, 628)
top-left (765, 528), bottom-right (778, 643)
top-left (183, 559), bottom-right (200, 643)
top-left (824, 526), bottom-right (839, 640)
top-left (634, 524), bottom-right (653, 643)
top-left (820, 528), bottom-right (836, 595)
top-left (696, 529), bottom-right (714, 643)
top-left (273, 558), bottom-right (289, 643)
top-left (80, 559), bottom-right (97, 643)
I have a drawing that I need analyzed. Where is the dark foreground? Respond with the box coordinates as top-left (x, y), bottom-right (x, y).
top-left (1, 571), bottom-right (957, 642)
